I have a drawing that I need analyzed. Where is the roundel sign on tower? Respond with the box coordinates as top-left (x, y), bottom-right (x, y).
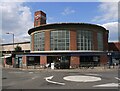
top-left (35, 14), bottom-right (46, 20)
top-left (35, 14), bottom-right (41, 20)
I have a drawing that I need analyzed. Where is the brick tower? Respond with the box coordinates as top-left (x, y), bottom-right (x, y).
top-left (34, 11), bottom-right (46, 27)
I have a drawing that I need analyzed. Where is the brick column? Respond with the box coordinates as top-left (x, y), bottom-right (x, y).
top-left (70, 30), bottom-right (77, 50)
top-left (70, 56), bottom-right (80, 68)
top-left (100, 55), bottom-right (108, 66)
top-left (45, 31), bottom-right (50, 51)
top-left (103, 31), bottom-right (108, 51)
top-left (40, 56), bottom-right (47, 65)
top-left (93, 31), bottom-right (98, 50)
top-left (12, 57), bottom-right (15, 66)
top-left (31, 34), bottom-right (34, 51)
top-left (4, 58), bottom-right (6, 67)
top-left (22, 56), bottom-right (27, 68)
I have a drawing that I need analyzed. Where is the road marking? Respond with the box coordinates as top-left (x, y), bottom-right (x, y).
top-left (63, 75), bottom-right (101, 82)
top-left (32, 77), bottom-right (35, 79)
top-left (93, 83), bottom-right (119, 87)
top-left (31, 76), bottom-right (38, 80)
top-left (115, 77), bottom-right (120, 81)
top-left (44, 76), bottom-right (65, 85)
top-left (29, 72), bottom-right (33, 74)
top-left (86, 74), bottom-right (101, 76)
top-left (9, 72), bottom-right (24, 73)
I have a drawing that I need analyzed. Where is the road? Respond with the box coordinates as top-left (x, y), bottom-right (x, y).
top-left (2, 68), bottom-right (120, 90)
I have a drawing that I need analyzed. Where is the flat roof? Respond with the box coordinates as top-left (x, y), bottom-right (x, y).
top-left (28, 23), bottom-right (108, 35)
top-left (1, 41), bottom-right (30, 46)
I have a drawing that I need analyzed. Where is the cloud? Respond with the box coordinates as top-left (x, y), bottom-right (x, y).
top-left (92, 2), bottom-right (118, 23)
top-left (92, 2), bottom-right (119, 42)
top-left (101, 22), bottom-right (119, 42)
top-left (62, 7), bottom-right (75, 15)
top-left (1, 2), bottom-right (33, 43)
top-left (1, 0), bottom-right (40, 2)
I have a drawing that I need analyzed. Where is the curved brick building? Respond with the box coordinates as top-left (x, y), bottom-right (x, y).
top-left (24, 10), bottom-right (109, 69)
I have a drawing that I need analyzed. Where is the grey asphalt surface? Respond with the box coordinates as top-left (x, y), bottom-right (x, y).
top-left (2, 67), bottom-right (119, 90)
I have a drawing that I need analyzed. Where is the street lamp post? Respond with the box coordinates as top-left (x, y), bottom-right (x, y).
top-left (6, 32), bottom-right (14, 51)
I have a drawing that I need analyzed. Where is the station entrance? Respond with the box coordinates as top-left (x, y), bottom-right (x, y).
top-left (47, 56), bottom-right (70, 69)
top-left (80, 56), bottom-right (100, 67)
top-left (27, 56), bottom-right (40, 66)
top-left (6, 57), bottom-right (12, 65)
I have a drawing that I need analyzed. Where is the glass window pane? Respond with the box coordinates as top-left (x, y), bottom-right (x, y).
top-left (50, 30), bottom-right (70, 50)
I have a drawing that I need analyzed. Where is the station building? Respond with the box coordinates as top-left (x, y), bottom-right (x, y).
top-left (26, 10), bottom-right (109, 68)
top-left (2, 10), bottom-right (120, 69)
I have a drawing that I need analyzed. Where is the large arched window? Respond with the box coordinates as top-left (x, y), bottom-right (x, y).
top-left (50, 30), bottom-right (70, 50)
top-left (33, 32), bottom-right (45, 51)
top-left (97, 32), bottom-right (103, 50)
top-left (77, 30), bottom-right (93, 50)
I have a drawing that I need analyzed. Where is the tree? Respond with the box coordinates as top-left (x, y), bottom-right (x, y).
top-left (14, 45), bottom-right (22, 52)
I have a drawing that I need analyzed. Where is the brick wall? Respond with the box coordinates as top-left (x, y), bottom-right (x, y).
top-left (70, 30), bottom-right (77, 50)
top-left (22, 56), bottom-right (27, 67)
top-left (108, 42), bottom-right (120, 51)
top-left (45, 31), bottom-right (50, 51)
top-left (12, 57), bottom-right (14, 66)
top-left (70, 56), bottom-right (80, 68)
top-left (4, 58), bottom-right (6, 67)
top-left (100, 55), bottom-right (108, 65)
top-left (93, 31), bottom-right (98, 50)
top-left (103, 31), bottom-right (108, 51)
top-left (34, 11), bottom-right (46, 27)
top-left (40, 56), bottom-right (47, 65)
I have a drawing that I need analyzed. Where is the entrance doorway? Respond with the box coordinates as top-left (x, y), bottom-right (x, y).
top-left (15, 57), bottom-right (22, 68)
top-left (27, 56), bottom-right (40, 66)
top-left (6, 57), bottom-right (12, 65)
top-left (47, 56), bottom-right (70, 69)
top-left (80, 56), bottom-right (100, 67)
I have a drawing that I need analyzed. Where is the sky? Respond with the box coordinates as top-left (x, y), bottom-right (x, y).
top-left (0, 0), bottom-right (119, 44)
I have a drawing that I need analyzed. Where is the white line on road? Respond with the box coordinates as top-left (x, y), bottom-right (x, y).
top-left (32, 77), bottom-right (35, 79)
top-left (115, 77), bottom-right (120, 81)
top-left (44, 76), bottom-right (65, 85)
top-left (63, 75), bottom-right (101, 82)
top-left (9, 72), bottom-right (24, 73)
top-left (86, 74), bottom-right (101, 76)
top-left (29, 72), bottom-right (34, 74)
top-left (93, 83), bottom-right (119, 87)
top-left (31, 76), bottom-right (38, 80)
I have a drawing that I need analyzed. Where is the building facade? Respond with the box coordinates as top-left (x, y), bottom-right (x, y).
top-left (108, 42), bottom-right (120, 51)
top-left (22, 10), bottom-right (109, 69)
top-left (2, 41), bottom-right (30, 53)
top-left (4, 10), bottom-right (120, 69)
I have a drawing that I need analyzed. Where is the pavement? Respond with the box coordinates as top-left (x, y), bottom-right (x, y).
top-left (1, 67), bottom-right (120, 90)
top-left (14, 66), bottom-right (119, 73)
